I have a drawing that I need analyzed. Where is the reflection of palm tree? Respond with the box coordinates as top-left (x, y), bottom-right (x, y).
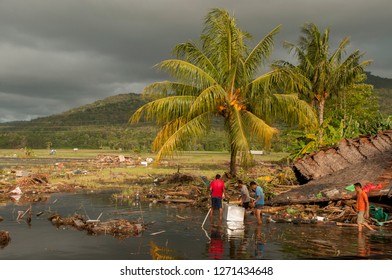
top-left (130, 9), bottom-right (317, 176)
top-left (150, 241), bottom-right (177, 260)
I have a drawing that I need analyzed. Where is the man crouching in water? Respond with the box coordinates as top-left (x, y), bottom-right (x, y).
top-left (354, 182), bottom-right (375, 232)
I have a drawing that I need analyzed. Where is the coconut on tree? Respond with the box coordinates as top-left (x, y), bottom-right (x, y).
top-left (130, 8), bottom-right (317, 176)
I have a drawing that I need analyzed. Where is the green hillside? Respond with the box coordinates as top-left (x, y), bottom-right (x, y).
top-left (0, 72), bottom-right (391, 150)
top-left (0, 93), bottom-right (153, 150)
top-left (365, 72), bottom-right (392, 116)
top-left (0, 93), bottom-right (228, 151)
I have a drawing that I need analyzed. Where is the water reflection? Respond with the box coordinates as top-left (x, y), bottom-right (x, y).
top-left (254, 226), bottom-right (265, 259)
top-left (0, 190), bottom-right (391, 260)
top-left (207, 225), bottom-right (224, 259)
top-left (358, 232), bottom-right (370, 257)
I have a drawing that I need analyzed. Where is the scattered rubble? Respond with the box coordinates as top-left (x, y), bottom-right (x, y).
top-left (261, 200), bottom-right (392, 227)
top-left (93, 154), bottom-right (156, 167)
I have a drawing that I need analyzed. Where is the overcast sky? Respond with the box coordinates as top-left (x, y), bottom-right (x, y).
top-left (1, 0), bottom-right (391, 122)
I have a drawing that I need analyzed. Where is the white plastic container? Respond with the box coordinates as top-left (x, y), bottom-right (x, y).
top-left (226, 221), bottom-right (245, 237)
top-left (223, 203), bottom-right (245, 222)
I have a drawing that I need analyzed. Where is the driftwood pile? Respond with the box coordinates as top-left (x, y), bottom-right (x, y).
top-left (48, 213), bottom-right (144, 239)
top-left (263, 200), bottom-right (392, 226)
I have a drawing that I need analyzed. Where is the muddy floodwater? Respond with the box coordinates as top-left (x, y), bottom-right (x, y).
top-left (0, 190), bottom-right (391, 260)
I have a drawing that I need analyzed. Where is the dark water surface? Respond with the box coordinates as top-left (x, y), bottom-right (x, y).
top-left (1, 190), bottom-right (391, 260)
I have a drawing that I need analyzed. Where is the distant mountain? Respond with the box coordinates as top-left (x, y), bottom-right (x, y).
top-left (0, 93), bottom-right (227, 151)
top-left (0, 93), bottom-right (156, 149)
top-left (3, 93), bottom-right (146, 128)
top-left (365, 73), bottom-right (392, 116)
top-left (1, 72), bottom-right (391, 149)
top-left (365, 72), bottom-right (392, 89)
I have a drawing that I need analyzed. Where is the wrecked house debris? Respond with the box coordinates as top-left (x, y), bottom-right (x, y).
top-left (269, 130), bottom-right (392, 205)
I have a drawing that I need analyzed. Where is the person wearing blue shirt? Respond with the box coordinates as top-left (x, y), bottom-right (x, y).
top-left (250, 181), bottom-right (264, 224)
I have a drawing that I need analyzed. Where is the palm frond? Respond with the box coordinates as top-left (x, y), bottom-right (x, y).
top-left (202, 8), bottom-right (250, 83)
top-left (330, 36), bottom-right (350, 62)
top-left (241, 110), bottom-right (278, 148)
top-left (243, 25), bottom-right (281, 77)
top-left (188, 84), bottom-right (227, 118)
top-left (129, 96), bottom-right (195, 125)
top-left (143, 81), bottom-right (199, 99)
top-left (155, 113), bottom-right (211, 160)
top-left (173, 42), bottom-right (219, 79)
top-left (156, 59), bottom-right (216, 89)
top-left (227, 109), bottom-right (252, 166)
top-left (152, 117), bottom-right (187, 151)
top-left (248, 67), bottom-right (310, 97)
top-left (271, 94), bottom-right (318, 130)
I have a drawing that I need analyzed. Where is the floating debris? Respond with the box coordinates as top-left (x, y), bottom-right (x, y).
top-left (48, 213), bottom-right (144, 239)
top-left (150, 230), bottom-right (165, 236)
top-left (0, 231), bottom-right (11, 249)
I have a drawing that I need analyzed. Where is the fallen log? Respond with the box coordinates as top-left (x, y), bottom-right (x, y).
top-left (260, 206), bottom-right (290, 214)
top-left (165, 191), bottom-right (191, 197)
top-left (336, 222), bottom-right (358, 227)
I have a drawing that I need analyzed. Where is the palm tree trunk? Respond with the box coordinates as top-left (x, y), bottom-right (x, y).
top-left (229, 145), bottom-right (237, 177)
top-left (319, 97), bottom-right (325, 126)
top-left (318, 96), bottom-right (326, 141)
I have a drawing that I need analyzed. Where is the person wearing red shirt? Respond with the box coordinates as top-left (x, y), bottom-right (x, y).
top-left (209, 174), bottom-right (225, 223)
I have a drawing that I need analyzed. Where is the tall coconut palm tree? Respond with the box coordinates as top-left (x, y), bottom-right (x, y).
top-left (130, 9), bottom-right (317, 176)
top-left (278, 23), bottom-right (372, 127)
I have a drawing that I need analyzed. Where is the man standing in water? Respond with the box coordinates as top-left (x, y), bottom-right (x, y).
top-left (210, 174), bottom-right (225, 224)
top-left (354, 182), bottom-right (375, 232)
top-left (250, 181), bottom-right (264, 225)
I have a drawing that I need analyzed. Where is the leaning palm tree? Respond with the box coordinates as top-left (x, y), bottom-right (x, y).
top-left (277, 23), bottom-right (372, 127)
top-left (130, 9), bottom-right (316, 176)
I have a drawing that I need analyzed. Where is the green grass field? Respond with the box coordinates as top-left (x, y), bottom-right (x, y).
top-left (0, 149), bottom-right (289, 189)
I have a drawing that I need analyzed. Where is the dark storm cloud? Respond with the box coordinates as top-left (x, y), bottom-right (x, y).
top-left (0, 0), bottom-right (391, 122)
